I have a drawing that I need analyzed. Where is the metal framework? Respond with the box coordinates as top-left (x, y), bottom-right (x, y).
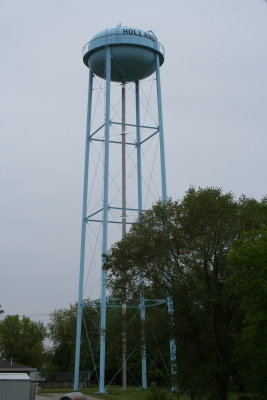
top-left (74, 48), bottom-right (177, 393)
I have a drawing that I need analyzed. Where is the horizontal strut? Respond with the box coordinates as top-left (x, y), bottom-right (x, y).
top-left (111, 121), bottom-right (158, 130)
top-left (86, 206), bottom-right (146, 222)
top-left (109, 206), bottom-right (147, 212)
top-left (87, 218), bottom-right (133, 225)
top-left (83, 297), bottom-right (167, 308)
top-left (91, 138), bottom-right (135, 146)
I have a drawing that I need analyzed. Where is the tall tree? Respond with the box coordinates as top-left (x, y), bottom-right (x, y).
top-left (48, 303), bottom-right (99, 378)
top-left (0, 315), bottom-right (46, 368)
top-left (48, 303), bottom-right (78, 372)
top-left (104, 187), bottom-right (267, 400)
top-left (228, 228), bottom-right (267, 400)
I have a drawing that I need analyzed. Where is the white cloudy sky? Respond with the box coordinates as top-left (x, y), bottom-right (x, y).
top-left (0, 0), bottom-right (267, 324)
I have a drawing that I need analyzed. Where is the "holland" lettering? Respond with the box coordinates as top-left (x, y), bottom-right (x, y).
top-left (122, 28), bottom-right (156, 42)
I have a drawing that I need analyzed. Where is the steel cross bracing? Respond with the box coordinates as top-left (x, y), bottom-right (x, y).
top-left (90, 122), bottom-right (159, 145)
top-left (86, 207), bottom-right (147, 224)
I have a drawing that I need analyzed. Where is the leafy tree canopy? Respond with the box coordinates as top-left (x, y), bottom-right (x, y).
top-left (228, 228), bottom-right (267, 399)
top-left (104, 187), bottom-right (267, 400)
top-left (48, 303), bottom-right (99, 374)
top-left (0, 315), bottom-right (46, 368)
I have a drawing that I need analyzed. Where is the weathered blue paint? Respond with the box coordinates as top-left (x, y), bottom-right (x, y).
top-left (74, 69), bottom-right (94, 391)
top-left (83, 26), bottom-right (164, 82)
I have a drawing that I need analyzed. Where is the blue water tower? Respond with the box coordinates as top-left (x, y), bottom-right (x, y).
top-left (74, 25), bottom-right (176, 393)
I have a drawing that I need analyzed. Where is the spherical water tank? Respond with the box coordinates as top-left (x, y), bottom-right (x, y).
top-left (83, 26), bottom-right (165, 82)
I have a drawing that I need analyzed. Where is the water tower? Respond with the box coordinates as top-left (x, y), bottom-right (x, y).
top-left (74, 25), bottom-right (176, 393)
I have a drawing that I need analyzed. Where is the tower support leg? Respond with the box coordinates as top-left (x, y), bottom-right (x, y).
top-left (121, 82), bottom-right (127, 391)
top-left (136, 81), bottom-right (147, 389)
top-left (155, 55), bottom-right (178, 388)
top-left (74, 69), bottom-right (94, 391)
top-left (167, 296), bottom-right (177, 379)
top-left (99, 46), bottom-right (111, 394)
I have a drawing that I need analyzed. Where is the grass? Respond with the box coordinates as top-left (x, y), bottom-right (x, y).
top-left (39, 385), bottom-right (184, 399)
top-left (40, 385), bottom-right (149, 399)
top-left (39, 386), bottom-right (246, 400)
top-left (83, 385), bottom-right (151, 400)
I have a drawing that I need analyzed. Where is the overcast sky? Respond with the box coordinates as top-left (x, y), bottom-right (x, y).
top-left (1, 0), bottom-right (267, 324)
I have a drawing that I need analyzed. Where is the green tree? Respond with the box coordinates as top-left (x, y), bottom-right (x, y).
top-left (48, 303), bottom-right (100, 378)
top-left (105, 187), bottom-right (267, 400)
top-left (228, 228), bottom-right (267, 399)
top-left (0, 315), bottom-right (46, 368)
top-left (48, 303), bottom-right (78, 372)
top-left (48, 302), bottom-right (144, 385)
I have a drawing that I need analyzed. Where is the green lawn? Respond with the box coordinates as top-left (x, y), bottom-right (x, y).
top-left (39, 386), bottom-right (245, 400)
top-left (83, 385), bottom-right (153, 400)
top-left (39, 386), bottom-right (185, 399)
